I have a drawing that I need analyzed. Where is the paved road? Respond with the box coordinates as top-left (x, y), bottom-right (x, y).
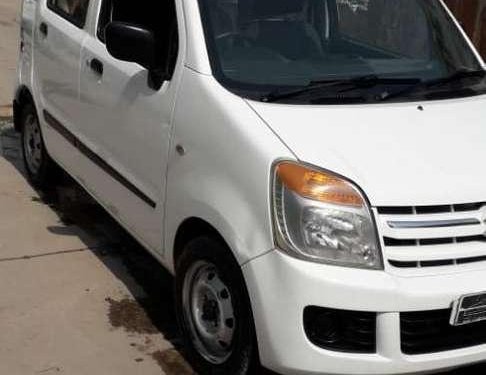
top-left (0, 120), bottom-right (195, 374)
top-left (0, 0), bottom-right (20, 111)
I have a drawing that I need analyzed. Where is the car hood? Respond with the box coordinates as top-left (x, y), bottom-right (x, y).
top-left (248, 95), bottom-right (486, 206)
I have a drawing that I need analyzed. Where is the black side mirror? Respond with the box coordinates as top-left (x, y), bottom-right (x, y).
top-left (106, 22), bottom-right (156, 71)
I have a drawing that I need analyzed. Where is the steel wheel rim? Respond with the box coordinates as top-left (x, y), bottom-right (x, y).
top-left (182, 260), bottom-right (236, 364)
top-left (23, 113), bottom-right (43, 175)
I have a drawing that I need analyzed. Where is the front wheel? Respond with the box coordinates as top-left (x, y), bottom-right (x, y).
top-left (175, 236), bottom-right (258, 374)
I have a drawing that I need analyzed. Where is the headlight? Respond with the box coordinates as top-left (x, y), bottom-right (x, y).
top-left (272, 161), bottom-right (383, 270)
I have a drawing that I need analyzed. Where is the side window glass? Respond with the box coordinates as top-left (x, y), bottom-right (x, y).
top-left (47, 0), bottom-right (90, 28)
top-left (97, 0), bottom-right (179, 79)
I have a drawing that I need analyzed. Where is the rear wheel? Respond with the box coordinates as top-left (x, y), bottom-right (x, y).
top-left (20, 103), bottom-right (58, 188)
top-left (175, 236), bottom-right (258, 374)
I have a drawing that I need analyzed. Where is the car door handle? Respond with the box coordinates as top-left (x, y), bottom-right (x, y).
top-left (39, 22), bottom-right (48, 37)
top-left (89, 58), bottom-right (104, 76)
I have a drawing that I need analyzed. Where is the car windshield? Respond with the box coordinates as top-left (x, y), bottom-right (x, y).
top-left (198, 0), bottom-right (486, 103)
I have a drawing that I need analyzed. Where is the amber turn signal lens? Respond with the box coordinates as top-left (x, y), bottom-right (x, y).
top-left (276, 162), bottom-right (364, 207)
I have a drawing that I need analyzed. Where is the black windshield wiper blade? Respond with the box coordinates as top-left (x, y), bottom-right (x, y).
top-left (429, 68), bottom-right (486, 88)
top-left (381, 68), bottom-right (486, 102)
top-left (261, 75), bottom-right (420, 103)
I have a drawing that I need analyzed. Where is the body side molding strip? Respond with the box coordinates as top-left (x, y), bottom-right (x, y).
top-left (43, 110), bottom-right (157, 208)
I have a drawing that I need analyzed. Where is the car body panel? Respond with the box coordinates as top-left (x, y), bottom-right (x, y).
top-left (74, 0), bottom-right (187, 253)
top-left (244, 249), bottom-right (486, 375)
top-left (248, 95), bottom-right (486, 207)
top-left (164, 68), bottom-right (294, 269)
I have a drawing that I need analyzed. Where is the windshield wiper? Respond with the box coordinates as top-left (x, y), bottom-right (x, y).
top-left (260, 75), bottom-right (421, 103)
top-left (380, 68), bottom-right (486, 102)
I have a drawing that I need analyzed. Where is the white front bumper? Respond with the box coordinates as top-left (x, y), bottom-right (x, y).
top-left (242, 250), bottom-right (486, 375)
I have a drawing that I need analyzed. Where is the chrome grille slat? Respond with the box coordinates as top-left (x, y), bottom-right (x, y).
top-left (383, 242), bottom-right (486, 262)
top-left (387, 218), bottom-right (480, 229)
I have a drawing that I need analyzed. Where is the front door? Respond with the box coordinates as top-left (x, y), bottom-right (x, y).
top-left (77, 0), bottom-right (181, 253)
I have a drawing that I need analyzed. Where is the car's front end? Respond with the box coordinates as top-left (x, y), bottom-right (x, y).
top-left (245, 245), bottom-right (486, 374)
top-left (242, 96), bottom-right (486, 373)
top-left (190, 0), bottom-right (486, 373)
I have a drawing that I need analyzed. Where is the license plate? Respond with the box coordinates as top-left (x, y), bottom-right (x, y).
top-left (451, 292), bottom-right (486, 326)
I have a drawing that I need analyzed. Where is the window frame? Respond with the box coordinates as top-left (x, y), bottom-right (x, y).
top-left (94, 0), bottom-right (180, 81)
top-left (47, 0), bottom-right (90, 29)
top-left (96, 0), bottom-right (113, 43)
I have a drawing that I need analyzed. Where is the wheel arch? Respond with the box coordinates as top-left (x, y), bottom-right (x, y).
top-left (13, 85), bottom-right (35, 132)
top-left (172, 216), bottom-right (262, 373)
top-left (172, 217), bottom-right (234, 271)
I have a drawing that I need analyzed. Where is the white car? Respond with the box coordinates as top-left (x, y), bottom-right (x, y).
top-left (14, 0), bottom-right (486, 374)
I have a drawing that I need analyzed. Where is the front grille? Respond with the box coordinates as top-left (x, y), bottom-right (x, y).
top-left (401, 309), bottom-right (486, 354)
top-left (303, 306), bottom-right (376, 353)
top-left (376, 203), bottom-right (486, 269)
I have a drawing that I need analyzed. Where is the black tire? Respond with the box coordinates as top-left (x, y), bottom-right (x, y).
top-left (175, 236), bottom-right (259, 375)
top-left (20, 103), bottom-right (58, 189)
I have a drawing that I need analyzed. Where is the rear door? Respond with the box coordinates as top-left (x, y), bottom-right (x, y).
top-left (76, 0), bottom-right (181, 253)
top-left (33, 0), bottom-right (91, 167)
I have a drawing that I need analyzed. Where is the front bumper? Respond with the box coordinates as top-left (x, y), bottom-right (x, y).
top-left (242, 250), bottom-right (486, 375)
